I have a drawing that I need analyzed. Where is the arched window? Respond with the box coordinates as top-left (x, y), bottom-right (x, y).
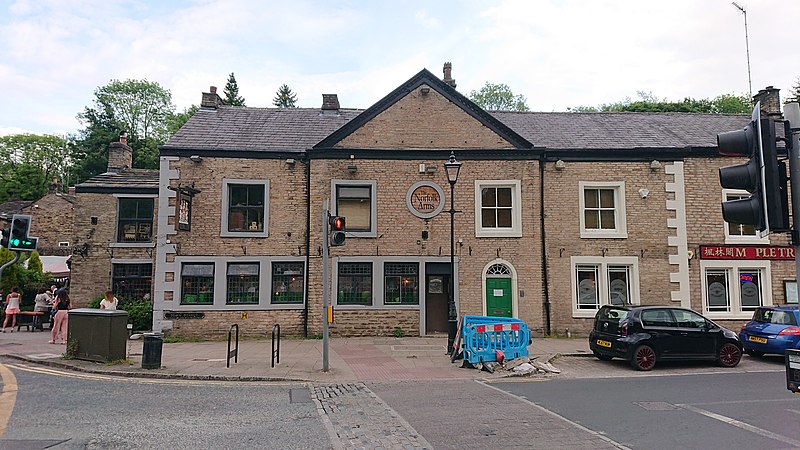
top-left (486, 263), bottom-right (511, 277)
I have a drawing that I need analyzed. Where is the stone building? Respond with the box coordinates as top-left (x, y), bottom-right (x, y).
top-left (69, 135), bottom-right (159, 305)
top-left (144, 67), bottom-right (792, 338)
top-left (20, 185), bottom-right (76, 256)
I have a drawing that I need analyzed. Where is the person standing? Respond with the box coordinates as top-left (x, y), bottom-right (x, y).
top-left (50, 290), bottom-right (71, 344)
top-left (2, 287), bottom-right (21, 332)
top-left (33, 287), bottom-right (54, 331)
top-left (100, 291), bottom-right (118, 310)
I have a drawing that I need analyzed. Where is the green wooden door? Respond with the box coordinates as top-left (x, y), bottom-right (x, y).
top-left (486, 278), bottom-right (512, 317)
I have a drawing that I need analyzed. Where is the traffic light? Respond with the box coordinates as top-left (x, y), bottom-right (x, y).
top-left (329, 216), bottom-right (346, 246)
top-left (0, 228), bottom-right (9, 248)
top-left (718, 109), bottom-right (789, 233)
top-left (8, 214), bottom-right (38, 251)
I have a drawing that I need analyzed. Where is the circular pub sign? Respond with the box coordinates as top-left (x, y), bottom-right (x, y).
top-left (406, 181), bottom-right (445, 219)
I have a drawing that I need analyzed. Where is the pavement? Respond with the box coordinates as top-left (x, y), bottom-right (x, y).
top-left (0, 326), bottom-right (593, 382)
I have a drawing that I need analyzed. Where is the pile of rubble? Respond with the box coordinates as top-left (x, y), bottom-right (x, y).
top-left (462, 355), bottom-right (562, 377)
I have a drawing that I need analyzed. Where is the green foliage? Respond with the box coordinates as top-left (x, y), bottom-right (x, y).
top-left (393, 327), bottom-right (405, 338)
top-left (73, 79), bottom-right (175, 179)
top-left (568, 91), bottom-right (751, 114)
top-left (468, 82), bottom-right (529, 112)
top-left (88, 295), bottom-right (103, 308)
top-left (273, 84), bottom-right (297, 108)
top-left (119, 298), bottom-right (153, 331)
top-left (786, 77), bottom-right (800, 104)
top-left (0, 249), bottom-right (49, 298)
top-left (0, 134), bottom-right (70, 203)
top-left (163, 336), bottom-right (203, 343)
top-left (64, 338), bottom-right (78, 359)
top-left (224, 73), bottom-right (246, 106)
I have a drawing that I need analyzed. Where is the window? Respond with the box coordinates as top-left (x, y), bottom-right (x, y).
top-left (474, 180), bottom-right (522, 237)
top-left (337, 262), bottom-right (373, 305)
top-left (226, 263), bottom-right (259, 304)
top-left (723, 190), bottom-right (768, 244)
top-left (221, 179), bottom-right (269, 237)
top-left (571, 256), bottom-right (639, 317)
top-left (112, 263), bottom-right (152, 300)
top-left (117, 198), bottom-right (154, 242)
top-left (384, 263), bottom-right (419, 305)
top-left (333, 180), bottom-right (377, 236)
top-left (672, 309), bottom-right (708, 329)
top-left (579, 182), bottom-right (627, 238)
top-left (181, 263), bottom-right (214, 305)
top-left (641, 309), bottom-right (676, 327)
top-left (272, 262), bottom-right (304, 304)
top-left (701, 261), bottom-right (771, 317)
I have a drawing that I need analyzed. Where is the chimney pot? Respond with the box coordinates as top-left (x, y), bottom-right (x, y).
top-left (322, 94), bottom-right (340, 114)
top-left (753, 86), bottom-right (781, 118)
top-left (119, 131), bottom-right (128, 145)
top-left (442, 62), bottom-right (456, 89)
top-left (202, 86), bottom-right (225, 109)
top-left (210, 86), bottom-right (217, 94)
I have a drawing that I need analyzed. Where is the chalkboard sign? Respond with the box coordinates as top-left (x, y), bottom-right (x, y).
top-left (164, 312), bottom-right (205, 320)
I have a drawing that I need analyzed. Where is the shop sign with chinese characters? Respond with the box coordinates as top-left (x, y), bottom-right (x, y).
top-left (700, 245), bottom-right (795, 260)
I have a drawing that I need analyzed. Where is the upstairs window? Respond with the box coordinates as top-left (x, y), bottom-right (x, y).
top-left (332, 180), bottom-right (377, 237)
top-left (221, 179), bottom-right (269, 237)
top-left (117, 198), bottom-right (154, 243)
top-left (474, 180), bottom-right (522, 237)
top-left (579, 182), bottom-right (627, 238)
top-left (723, 190), bottom-right (768, 244)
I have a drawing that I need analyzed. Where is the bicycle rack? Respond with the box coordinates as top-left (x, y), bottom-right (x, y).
top-left (227, 324), bottom-right (239, 368)
top-left (271, 324), bottom-right (281, 368)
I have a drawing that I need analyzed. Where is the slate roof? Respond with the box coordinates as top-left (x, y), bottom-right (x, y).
top-left (0, 200), bottom-right (34, 221)
top-left (491, 111), bottom-right (749, 150)
top-left (75, 169), bottom-right (159, 193)
top-left (162, 105), bottom-right (749, 155)
top-left (163, 106), bottom-right (363, 152)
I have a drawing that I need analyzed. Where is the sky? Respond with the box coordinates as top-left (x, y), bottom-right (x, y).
top-left (1, 0), bottom-right (799, 137)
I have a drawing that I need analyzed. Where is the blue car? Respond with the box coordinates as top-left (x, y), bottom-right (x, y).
top-left (739, 305), bottom-right (800, 356)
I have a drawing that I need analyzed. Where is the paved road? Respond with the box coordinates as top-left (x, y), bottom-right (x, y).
top-left (495, 370), bottom-right (800, 450)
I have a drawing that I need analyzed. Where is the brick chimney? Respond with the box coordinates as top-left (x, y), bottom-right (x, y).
top-left (48, 177), bottom-right (59, 194)
top-left (107, 131), bottom-right (133, 173)
top-left (321, 94), bottom-right (339, 114)
top-left (201, 86), bottom-right (225, 108)
top-left (443, 62), bottom-right (456, 89)
top-left (753, 86), bottom-right (781, 119)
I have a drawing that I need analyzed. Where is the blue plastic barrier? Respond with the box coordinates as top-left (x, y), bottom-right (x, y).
top-left (461, 315), bottom-right (530, 364)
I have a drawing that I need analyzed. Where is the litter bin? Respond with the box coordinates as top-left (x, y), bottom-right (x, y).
top-left (67, 309), bottom-right (129, 362)
top-left (142, 332), bottom-right (163, 369)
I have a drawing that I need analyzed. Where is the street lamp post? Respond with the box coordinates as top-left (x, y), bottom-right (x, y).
top-left (444, 152), bottom-right (462, 355)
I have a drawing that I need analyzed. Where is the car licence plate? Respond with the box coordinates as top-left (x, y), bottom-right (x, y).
top-left (748, 336), bottom-right (768, 344)
top-left (596, 339), bottom-right (612, 348)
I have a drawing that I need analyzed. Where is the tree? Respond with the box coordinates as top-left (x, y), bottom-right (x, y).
top-left (273, 84), bottom-right (298, 108)
top-left (0, 134), bottom-right (70, 202)
top-left (468, 82), bottom-right (529, 111)
top-left (224, 73), bottom-right (246, 106)
top-left (73, 79), bottom-right (176, 178)
top-left (786, 77), bottom-right (800, 104)
top-left (568, 91), bottom-right (751, 114)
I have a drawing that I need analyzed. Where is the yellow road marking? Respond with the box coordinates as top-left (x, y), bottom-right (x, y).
top-left (0, 363), bottom-right (18, 438)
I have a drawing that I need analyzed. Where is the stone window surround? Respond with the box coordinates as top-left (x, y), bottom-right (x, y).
top-left (578, 181), bottom-right (628, 239)
top-left (480, 258), bottom-right (519, 318)
top-left (700, 259), bottom-right (772, 320)
top-left (170, 255), bottom-right (305, 310)
top-left (722, 188), bottom-right (770, 245)
top-left (331, 179), bottom-right (377, 238)
top-left (570, 256), bottom-right (640, 318)
top-left (109, 193), bottom-right (157, 248)
top-left (332, 256), bottom-right (455, 311)
top-left (220, 178), bottom-right (270, 238)
top-left (473, 180), bottom-right (522, 238)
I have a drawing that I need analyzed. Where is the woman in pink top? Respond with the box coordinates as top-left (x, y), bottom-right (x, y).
top-left (3, 286), bottom-right (21, 332)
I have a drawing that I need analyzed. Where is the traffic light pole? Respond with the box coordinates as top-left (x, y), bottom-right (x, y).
top-left (784, 103), bottom-right (800, 294)
top-left (322, 199), bottom-right (330, 372)
top-left (0, 251), bottom-right (21, 285)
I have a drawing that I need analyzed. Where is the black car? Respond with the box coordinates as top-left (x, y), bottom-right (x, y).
top-left (588, 305), bottom-right (742, 371)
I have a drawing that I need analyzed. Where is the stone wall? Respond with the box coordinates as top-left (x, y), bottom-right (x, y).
top-left (21, 192), bottom-right (75, 255)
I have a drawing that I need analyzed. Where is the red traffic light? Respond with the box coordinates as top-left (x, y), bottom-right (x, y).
top-left (329, 216), bottom-right (346, 246)
top-left (331, 216), bottom-right (346, 231)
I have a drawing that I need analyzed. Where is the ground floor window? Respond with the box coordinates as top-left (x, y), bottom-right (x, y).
top-left (181, 263), bottom-right (214, 305)
top-left (702, 261), bottom-right (769, 317)
top-left (272, 262), bottom-right (304, 304)
top-left (112, 263), bottom-right (152, 300)
top-left (226, 263), bottom-right (259, 304)
top-left (337, 262), bottom-right (373, 305)
top-left (571, 256), bottom-right (639, 317)
top-left (384, 262), bottom-right (419, 305)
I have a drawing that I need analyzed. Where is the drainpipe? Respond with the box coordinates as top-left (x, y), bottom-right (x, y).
top-left (302, 153), bottom-right (311, 338)
top-left (539, 152), bottom-right (552, 336)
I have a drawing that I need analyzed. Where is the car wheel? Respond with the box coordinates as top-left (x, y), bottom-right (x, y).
top-left (630, 345), bottom-right (656, 371)
top-left (745, 349), bottom-right (764, 357)
top-left (593, 351), bottom-right (613, 361)
top-left (718, 343), bottom-right (742, 367)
